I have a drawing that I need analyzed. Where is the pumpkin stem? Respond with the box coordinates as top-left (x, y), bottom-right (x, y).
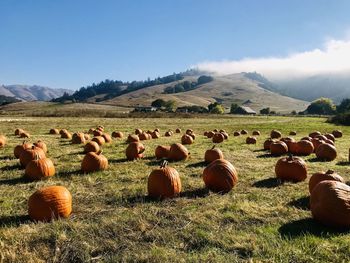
top-left (287, 153), bottom-right (293, 160)
top-left (211, 145), bottom-right (216, 150)
top-left (97, 150), bottom-right (102, 155)
top-left (326, 169), bottom-right (334, 174)
top-left (34, 152), bottom-right (40, 161)
top-left (160, 160), bottom-right (168, 168)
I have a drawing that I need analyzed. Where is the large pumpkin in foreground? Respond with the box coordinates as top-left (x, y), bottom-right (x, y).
top-left (308, 170), bottom-right (344, 194)
top-left (148, 161), bottom-right (181, 199)
top-left (310, 181), bottom-right (350, 228)
top-left (203, 159), bottom-right (238, 193)
top-left (28, 186), bottom-right (72, 222)
top-left (275, 155), bottom-right (307, 182)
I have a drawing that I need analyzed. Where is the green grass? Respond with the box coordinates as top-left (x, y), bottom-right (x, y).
top-left (0, 115), bottom-right (350, 262)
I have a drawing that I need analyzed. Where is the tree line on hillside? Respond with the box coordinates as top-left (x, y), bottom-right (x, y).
top-left (0, 95), bottom-right (20, 106)
top-left (163, 75), bottom-right (213, 94)
top-left (52, 73), bottom-right (184, 103)
top-left (150, 99), bottom-right (225, 114)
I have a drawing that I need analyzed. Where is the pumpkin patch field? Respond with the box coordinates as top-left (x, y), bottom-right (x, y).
top-left (1, 115), bottom-right (350, 262)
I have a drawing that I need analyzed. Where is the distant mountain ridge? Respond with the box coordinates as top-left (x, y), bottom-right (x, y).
top-left (0, 84), bottom-right (72, 101)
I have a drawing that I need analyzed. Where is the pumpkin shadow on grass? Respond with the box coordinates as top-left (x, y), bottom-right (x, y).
top-left (336, 161), bottom-right (349, 166)
top-left (0, 215), bottom-right (30, 227)
top-left (307, 157), bottom-right (321, 163)
top-left (0, 155), bottom-right (15, 160)
top-left (279, 218), bottom-right (350, 238)
top-left (56, 169), bottom-right (83, 177)
top-left (252, 177), bottom-right (281, 188)
top-left (287, 196), bottom-right (310, 210)
top-left (0, 163), bottom-right (22, 172)
top-left (186, 161), bottom-right (207, 168)
top-left (180, 187), bottom-right (209, 199)
top-left (0, 176), bottom-right (29, 185)
top-left (109, 158), bottom-right (129, 164)
top-left (256, 153), bottom-right (277, 158)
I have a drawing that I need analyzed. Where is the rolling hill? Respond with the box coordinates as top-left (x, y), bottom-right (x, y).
top-left (0, 85), bottom-right (72, 101)
top-left (101, 73), bottom-right (309, 113)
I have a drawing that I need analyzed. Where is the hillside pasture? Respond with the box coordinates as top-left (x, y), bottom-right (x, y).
top-left (0, 116), bottom-right (350, 262)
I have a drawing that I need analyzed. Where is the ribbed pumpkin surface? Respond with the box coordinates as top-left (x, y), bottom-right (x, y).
top-left (28, 186), bottom-right (72, 221)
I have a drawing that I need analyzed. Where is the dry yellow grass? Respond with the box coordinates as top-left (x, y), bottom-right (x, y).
top-left (0, 115), bottom-right (349, 262)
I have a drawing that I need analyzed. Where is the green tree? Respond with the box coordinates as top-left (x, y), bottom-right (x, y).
top-left (306, 97), bottom-right (336, 115)
top-left (174, 84), bottom-right (185, 93)
top-left (260, 107), bottom-right (270, 114)
top-left (230, 103), bottom-right (239, 113)
top-left (164, 100), bottom-right (177, 112)
top-left (151, 99), bottom-right (166, 107)
top-left (337, 98), bottom-right (350, 113)
top-left (210, 104), bottom-right (225, 114)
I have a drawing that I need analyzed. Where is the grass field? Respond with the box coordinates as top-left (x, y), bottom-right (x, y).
top-left (0, 115), bottom-right (350, 262)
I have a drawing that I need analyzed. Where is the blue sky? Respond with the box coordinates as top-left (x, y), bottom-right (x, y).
top-left (1, 0), bottom-right (350, 90)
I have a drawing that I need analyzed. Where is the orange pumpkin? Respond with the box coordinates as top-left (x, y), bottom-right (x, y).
top-left (139, 132), bottom-right (149, 141)
top-left (296, 140), bottom-right (314, 156)
top-left (301, 136), bottom-right (312, 141)
top-left (168, 143), bottom-right (189, 161)
top-left (309, 131), bottom-right (321, 138)
top-left (155, 145), bottom-right (171, 159)
top-left (71, 133), bottom-right (86, 144)
top-left (61, 131), bottom-right (72, 139)
top-left (310, 181), bottom-right (350, 228)
top-left (126, 142), bottom-right (145, 160)
top-left (112, 131), bottom-right (124, 138)
top-left (270, 141), bottom-right (288, 156)
top-left (311, 138), bottom-right (325, 152)
top-left (246, 136), bottom-right (257, 144)
top-left (263, 138), bottom-right (276, 150)
top-left (93, 129), bottom-right (103, 137)
top-left (28, 186), bottom-right (72, 221)
top-left (233, 131), bottom-right (240, 136)
top-left (309, 170), bottom-right (344, 194)
top-left (175, 128), bottom-right (181, 133)
top-left (332, 130), bottom-right (342, 138)
top-left (203, 159), bottom-right (238, 193)
top-left (252, 130), bottom-right (260, 136)
top-left (83, 141), bottom-right (100, 153)
top-left (19, 146), bottom-right (46, 168)
top-left (212, 133), bottom-right (225, 143)
top-left (240, 130), bottom-right (248, 135)
top-left (148, 161), bottom-right (181, 199)
top-left (275, 155), bottom-right (307, 182)
top-left (25, 155), bottom-right (55, 180)
top-left (135, 128), bottom-right (143, 135)
top-left (270, 130), bottom-right (282, 139)
top-left (204, 146), bottom-right (224, 163)
top-left (33, 140), bottom-right (48, 153)
top-left (288, 141), bottom-right (299, 155)
top-left (151, 131), bottom-right (160, 139)
top-left (81, 151), bottom-right (108, 173)
top-left (316, 143), bottom-right (337, 161)
top-left (289, 131), bottom-right (297, 135)
top-left (15, 128), bottom-right (25, 136)
top-left (49, 128), bottom-right (59, 135)
top-left (101, 133), bottom-right (112, 143)
top-left (181, 134), bottom-right (194, 145)
top-left (14, 141), bottom-right (33, 159)
top-left (91, 136), bottom-right (106, 146)
top-left (324, 133), bottom-right (335, 142)
top-left (127, 134), bottom-right (140, 143)
top-left (207, 131), bottom-right (215, 138)
top-left (165, 131), bottom-right (173, 137)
